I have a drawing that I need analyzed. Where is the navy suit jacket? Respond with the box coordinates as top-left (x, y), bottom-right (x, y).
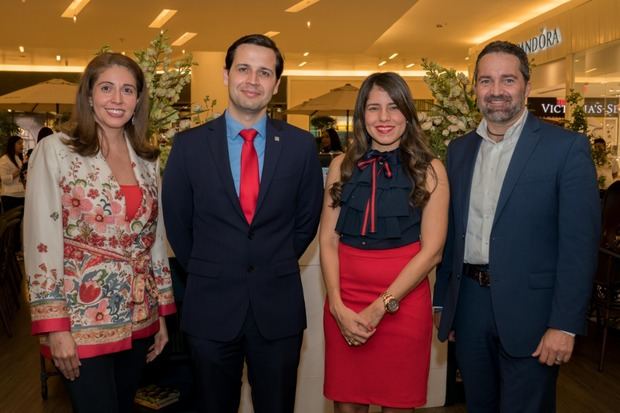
top-left (434, 113), bottom-right (601, 357)
top-left (162, 115), bottom-right (323, 341)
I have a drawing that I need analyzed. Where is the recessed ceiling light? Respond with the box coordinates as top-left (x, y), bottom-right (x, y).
top-left (303, 52), bottom-right (310, 57)
top-left (61, 0), bottom-right (91, 18)
top-left (56, 55), bottom-right (61, 62)
top-left (465, 56), bottom-right (470, 61)
top-left (264, 31), bottom-right (280, 38)
top-left (389, 53), bottom-right (398, 60)
top-left (149, 9), bottom-right (177, 28)
top-left (18, 46), bottom-right (24, 53)
top-left (405, 63), bottom-right (415, 68)
top-left (298, 61), bottom-right (307, 67)
top-left (171, 32), bottom-right (197, 46)
top-left (306, 21), bottom-right (311, 29)
top-left (378, 60), bottom-right (387, 67)
top-left (285, 0), bottom-right (320, 13)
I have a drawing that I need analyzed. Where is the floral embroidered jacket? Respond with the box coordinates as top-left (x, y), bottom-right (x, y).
top-left (24, 133), bottom-right (176, 358)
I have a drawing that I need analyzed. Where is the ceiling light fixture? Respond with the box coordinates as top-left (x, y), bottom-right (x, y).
top-left (378, 60), bottom-right (387, 67)
top-left (0, 64), bottom-right (84, 73)
top-left (61, 0), bottom-right (91, 19)
top-left (285, 0), bottom-right (320, 13)
top-left (303, 52), bottom-right (310, 57)
top-left (56, 55), bottom-right (62, 62)
top-left (389, 53), bottom-right (399, 60)
top-left (284, 69), bottom-right (427, 77)
top-left (306, 21), bottom-right (311, 28)
top-left (172, 32), bottom-right (197, 46)
top-left (18, 46), bottom-right (24, 53)
top-left (405, 63), bottom-right (415, 68)
top-left (149, 9), bottom-right (177, 28)
top-left (263, 31), bottom-right (280, 38)
top-left (471, 0), bottom-right (570, 44)
top-left (465, 56), bottom-right (470, 61)
top-left (298, 61), bottom-right (307, 67)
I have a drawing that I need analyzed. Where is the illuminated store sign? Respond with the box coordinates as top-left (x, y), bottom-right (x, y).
top-left (528, 97), bottom-right (619, 118)
top-left (519, 28), bottom-right (562, 54)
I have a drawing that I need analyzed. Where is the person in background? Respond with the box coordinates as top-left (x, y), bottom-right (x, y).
top-left (320, 72), bottom-right (449, 412)
top-left (0, 135), bottom-right (25, 211)
top-left (434, 40), bottom-right (600, 412)
top-left (162, 34), bottom-right (323, 413)
top-left (20, 126), bottom-right (54, 186)
top-left (37, 126), bottom-right (54, 144)
top-left (24, 52), bottom-right (176, 413)
top-left (326, 126), bottom-right (343, 152)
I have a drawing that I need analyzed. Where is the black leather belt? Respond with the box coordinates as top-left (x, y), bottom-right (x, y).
top-left (463, 263), bottom-right (491, 287)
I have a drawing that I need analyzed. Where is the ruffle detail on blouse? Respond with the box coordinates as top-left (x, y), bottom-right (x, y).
top-left (335, 150), bottom-right (421, 241)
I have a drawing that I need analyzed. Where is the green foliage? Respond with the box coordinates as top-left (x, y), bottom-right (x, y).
top-left (310, 116), bottom-right (336, 131)
top-left (564, 90), bottom-right (588, 135)
top-left (0, 113), bottom-right (20, 154)
top-left (0, 112), bottom-right (20, 137)
top-left (420, 59), bottom-right (481, 160)
top-left (564, 89), bottom-right (608, 171)
top-left (134, 31), bottom-right (194, 141)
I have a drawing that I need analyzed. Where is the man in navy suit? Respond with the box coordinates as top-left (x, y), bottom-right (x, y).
top-left (434, 41), bottom-right (600, 412)
top-left (162, 34), bottom-right (323, 413)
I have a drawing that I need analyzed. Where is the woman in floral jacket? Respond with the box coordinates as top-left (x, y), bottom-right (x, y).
top-left (24, 53), bottom-right (175, 413)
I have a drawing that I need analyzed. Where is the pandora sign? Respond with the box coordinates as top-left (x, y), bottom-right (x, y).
top-left (519, 28), bottom-right (563, 54)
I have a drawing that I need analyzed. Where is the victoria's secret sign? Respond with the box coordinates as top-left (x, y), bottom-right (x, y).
top-left (528, 97), bottom-right (619, 118)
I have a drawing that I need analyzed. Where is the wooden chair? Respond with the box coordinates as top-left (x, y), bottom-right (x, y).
top-left (0, 207), bottom-right (23, 336)
top-left (592, 181), bottom-right (620, 371)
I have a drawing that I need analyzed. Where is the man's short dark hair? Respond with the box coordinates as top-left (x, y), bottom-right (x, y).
top-left (225, 34), bottom-right (284, 79)
top-left (474, 40), bottom-right (530, 83)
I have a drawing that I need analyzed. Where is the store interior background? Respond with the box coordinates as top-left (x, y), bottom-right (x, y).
top-left (1, 1), bottom-right (619, 412)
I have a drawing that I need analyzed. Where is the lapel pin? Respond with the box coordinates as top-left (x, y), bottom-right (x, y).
top-left (274, 136), bottom-right (280, 142)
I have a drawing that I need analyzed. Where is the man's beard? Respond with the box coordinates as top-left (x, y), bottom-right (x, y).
top-left (479, 94), bottom-right (524, 124)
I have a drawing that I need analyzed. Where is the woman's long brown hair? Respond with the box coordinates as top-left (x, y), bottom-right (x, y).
top-left (329, 72), bottom-right (437, 208)
top-left (65, 52), bottom-right (158, 161)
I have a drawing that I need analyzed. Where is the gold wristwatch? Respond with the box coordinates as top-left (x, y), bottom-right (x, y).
top-left (382, 291), bottom-right (399, 314)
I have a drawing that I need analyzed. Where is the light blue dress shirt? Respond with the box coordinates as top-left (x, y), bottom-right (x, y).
top-left (225, 111), bottom-right (267, 195)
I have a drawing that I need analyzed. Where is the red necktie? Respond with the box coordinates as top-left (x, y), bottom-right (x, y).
top-left (239, 128), bottom-right (259, 224)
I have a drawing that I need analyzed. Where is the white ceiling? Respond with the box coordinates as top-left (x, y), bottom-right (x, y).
top-left (0, 0), bottom-right (581, 73)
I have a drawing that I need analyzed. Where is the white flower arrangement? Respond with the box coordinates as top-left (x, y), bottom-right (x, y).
top-left (135, 31), bottom-right (217, 168)
top-left (420, 59), bottom-right (481, 159)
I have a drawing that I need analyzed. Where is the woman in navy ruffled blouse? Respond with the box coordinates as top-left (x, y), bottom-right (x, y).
top-left (320, 72), bottom-right (449, 412)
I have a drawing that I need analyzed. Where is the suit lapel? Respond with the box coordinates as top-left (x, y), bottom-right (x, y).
top-left (205, 116), bottom-right (246, 222)
top-left (457, 134), bottom-right (482, 231)
top-left (493, 113), bottom-right (542, 225)
top-left (254, 119), bottom-right (283, 219)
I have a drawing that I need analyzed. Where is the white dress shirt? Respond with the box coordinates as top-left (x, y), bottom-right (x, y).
top-left (464, 109), bottom-right (528, 264)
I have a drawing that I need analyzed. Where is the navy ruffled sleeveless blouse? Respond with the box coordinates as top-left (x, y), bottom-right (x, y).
top-left (335, 149), bottom-right (421, 250)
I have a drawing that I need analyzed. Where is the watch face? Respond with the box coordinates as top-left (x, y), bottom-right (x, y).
top-left (386, 299), bottom-right (399, 313)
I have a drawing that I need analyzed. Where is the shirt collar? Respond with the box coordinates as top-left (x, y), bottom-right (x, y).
top-left (476, 108), bottom-right (528, 145)
top-left (225, 110), bottom-right (268, 141)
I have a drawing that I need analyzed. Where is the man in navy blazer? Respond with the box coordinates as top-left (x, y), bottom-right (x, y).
top-left (162, 34), bottom-right (323, 413)
top-left (434, 41), bottom-right (600, 412)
